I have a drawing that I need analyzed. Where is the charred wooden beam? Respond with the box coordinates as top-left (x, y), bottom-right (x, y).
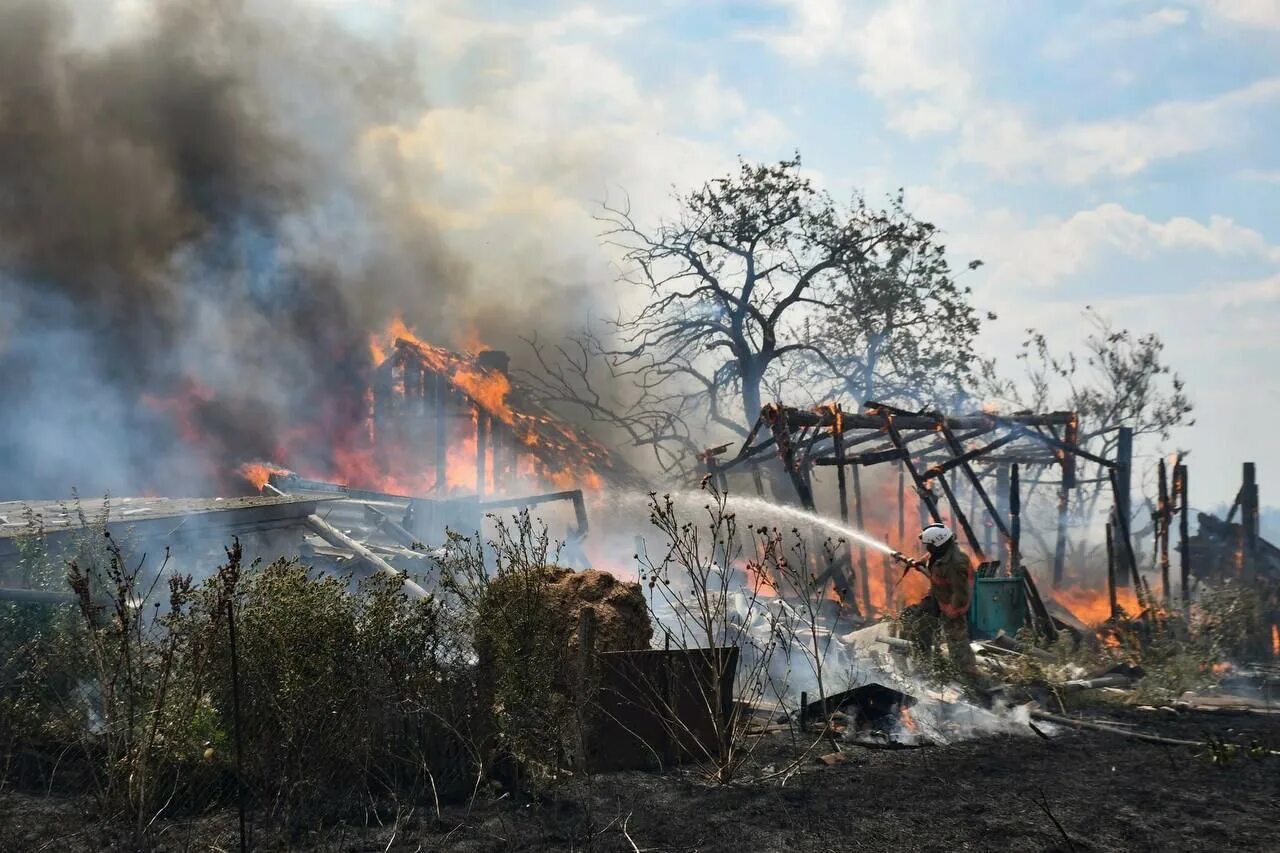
top-left (812, 446), bottom-right (905, 466)
top-left (778, 406), bottom-right (1074, 433)
top-left (936, 470), bottom-right (983, 559)
top-left (937, 421), bottom-right (1013, 547)
top-left (832, 407), bottom-right (850, 526)
top-left (764, 404), bottom-right (816, 510)
top-left (1176, 464), bottom-right (1190, 613)
top-left (922, 432), bottom-right (1019, 481)
top-left (1158, 458), bottom-right (1171, 607)
top-left (882, 415), bottom-right (941, 524)
top-left (1000, 419), bottom-right (1115, 469)
top-left (1106, 518), bottom-right (1118, 621)
top-left (1060, 416), bottom-right (1079, 488)
top-left (1108, 465), bottom-right (1144, 604)
top-left (1242, 462), bottom-right (1259, 581)
top-left (1114, 427), bottom-right (1133, 588)
top-left (1008, 463), bottom-right (1022, 573)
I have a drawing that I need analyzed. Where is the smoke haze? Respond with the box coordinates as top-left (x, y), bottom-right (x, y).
top-left (0, 0), bottom-right (597, 498)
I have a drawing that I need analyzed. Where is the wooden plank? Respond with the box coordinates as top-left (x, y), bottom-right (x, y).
top-left (304, 514), bottom-right (430, 600)
top-left (0, 496), bottom-right (338, 559)
top-left (1176, 464), bottom-right (1190, 614)
top-left (1158, 459), bottom-right (1171, 607)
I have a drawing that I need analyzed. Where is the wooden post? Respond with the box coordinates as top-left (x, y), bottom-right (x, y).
top-left (1054, 414), bottom-right (1078, 588)
top-left (1176, 464), bottom-right (1190, 613)
top-left (1242, 462), bottom-right (1258, 581)
top-left (1115, 427), bottom-right (1134, 587)
top-left (996, 464), bottom-right (1010, 574)
top-left (433, 372), bottom-right (447, 494)
top-left (968, 482), bottom-right (980, 551)
top-left (936, 471), bottom-right (983, 559)
top-left (1008, 463), bottom-right (1021, 574)
top-left (883, 415), bottom-right (941, 523)
top-left (1105, 517), bottom-right (1118, 621)
top-left (766, 408), bottom-right (816, 510)
top-left (476, 409), bottom-right (489, 497)
top-left (1158, 458), bottom-right (1171, 607)
top-left (1108, 466), bottom-right (1144, 606)
top-left (833, 407), bottom-right (850, 525)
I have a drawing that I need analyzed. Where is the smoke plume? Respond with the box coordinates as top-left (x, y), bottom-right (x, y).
top-left (0, 0), bottom-right (591, 498)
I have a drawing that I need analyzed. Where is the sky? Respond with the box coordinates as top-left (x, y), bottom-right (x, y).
top-left (91, 0), bottom-right (1280, 510)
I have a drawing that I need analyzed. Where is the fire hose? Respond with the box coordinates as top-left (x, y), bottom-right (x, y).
top-left (890, 550), bottom-right (930, 583)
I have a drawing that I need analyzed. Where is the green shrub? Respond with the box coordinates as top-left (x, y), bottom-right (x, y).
top-left (187, 543), bottom-right (477, 832)
top-left (440, 512), bottom-right (576, 780)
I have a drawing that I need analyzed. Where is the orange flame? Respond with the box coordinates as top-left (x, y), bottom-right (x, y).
top-left (1052, 585), bottom-right (1141, 626)
top-left (238, 461), bottom-right (290, 491)
top-left (345, 316), bottom-right (611, 498)
top-left (1273, 624), bottom-right (1279, 657)
top-left (898, 706), bottom-right (918, 733)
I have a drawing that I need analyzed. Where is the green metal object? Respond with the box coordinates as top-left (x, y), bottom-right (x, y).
top-left (968, 577), bottom-right (1027, 639)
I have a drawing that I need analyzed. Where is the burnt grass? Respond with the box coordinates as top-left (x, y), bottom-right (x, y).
top-left (3, 707), bottom-right (1278, 852)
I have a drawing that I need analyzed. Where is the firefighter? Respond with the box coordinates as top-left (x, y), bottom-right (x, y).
top-left (917, 522), bottom-right (981, 682)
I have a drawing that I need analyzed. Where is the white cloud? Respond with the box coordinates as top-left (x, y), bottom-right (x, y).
top-left (755, 1), bottom-right (1280, 181)
top-left (689, 72), bottom-right (748, 131)
top-left (1198, 0), bottom-right (1280, 29)
top-left (957, 77), bottom-right (1280, 183)
top-left (902, 188), bottom-right (1280, 292)
top-left (747, 0), bottom-right (973, 139)
top-left (732, 110), bottom-right (793, 153)
top-left (1043, 6), bottom-right (1189, 59)
top-left (995, 204), bottom-right (1280, 286)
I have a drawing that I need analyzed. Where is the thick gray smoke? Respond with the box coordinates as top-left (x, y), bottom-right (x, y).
top-left (0, 0), bottom-right (590, 498)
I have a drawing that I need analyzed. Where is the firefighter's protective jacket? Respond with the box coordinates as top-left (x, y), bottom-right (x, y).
top-left (928, 542), bottom-right (973, 619)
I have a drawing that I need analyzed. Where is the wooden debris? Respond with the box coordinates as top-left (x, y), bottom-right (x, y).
top-left (304, 514), bottom-right (429, 600)
top-left (1031, 710), bottom-right (1280, 755)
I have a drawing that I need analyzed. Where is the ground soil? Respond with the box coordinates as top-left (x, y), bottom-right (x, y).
top-left (3, 706), bottom-right (1277, 852)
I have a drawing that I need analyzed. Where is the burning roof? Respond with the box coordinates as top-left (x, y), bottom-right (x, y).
top-left (244, 319), bottom-right (643, 501)
top-left (389, 334), bottom-right (635, 488)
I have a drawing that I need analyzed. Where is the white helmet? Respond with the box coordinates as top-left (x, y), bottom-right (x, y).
top-left (919, 523), bottom-right (954, 550)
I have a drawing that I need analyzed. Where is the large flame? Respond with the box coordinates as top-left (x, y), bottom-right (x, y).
top-left (1053, 584), bottom-right (1142, 626)
top-left (237, 461), bottom-right (290, 491)
top-left (234, 316), bottom-right (611, 499)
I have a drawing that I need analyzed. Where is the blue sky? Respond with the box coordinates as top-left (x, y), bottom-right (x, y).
top-left (100, 0), bottom-right (1280, 507)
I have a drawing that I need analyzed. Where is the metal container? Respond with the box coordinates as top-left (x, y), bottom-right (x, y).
top-left (968, 577), bottom-right (1027, 639)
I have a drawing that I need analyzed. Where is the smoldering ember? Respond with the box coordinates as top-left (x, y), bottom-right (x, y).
top-left (2, 4), bottom-right (1278, 853)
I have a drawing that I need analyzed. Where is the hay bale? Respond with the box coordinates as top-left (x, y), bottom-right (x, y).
top-left (538, 567), bottom-right (652, 654)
